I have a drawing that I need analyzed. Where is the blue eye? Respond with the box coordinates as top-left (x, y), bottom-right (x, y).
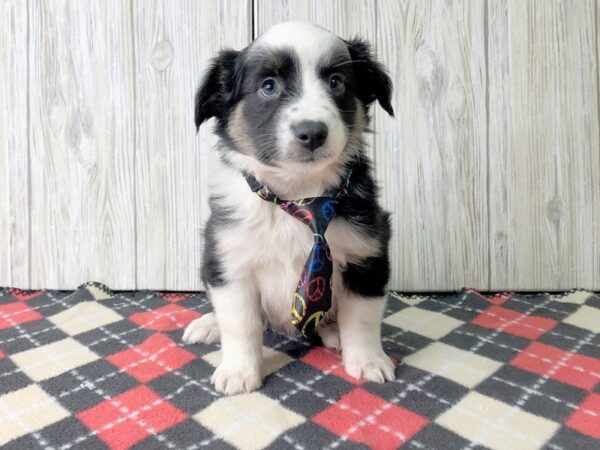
top-left (329, 74), bottom-right (345, 94)
top-left (260, 78), bottom-right (279, 97)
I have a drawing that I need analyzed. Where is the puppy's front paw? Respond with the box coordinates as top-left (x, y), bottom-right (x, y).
top-left (182, 313), bottom-right (220, 344)
top-left (211, 361), bottom-right (262, 395)
top-left (343, 350), bottom-right (395, 383)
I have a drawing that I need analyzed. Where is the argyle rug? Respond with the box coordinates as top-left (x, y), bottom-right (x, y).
top-left (0, 283), bottom-right (599, 450)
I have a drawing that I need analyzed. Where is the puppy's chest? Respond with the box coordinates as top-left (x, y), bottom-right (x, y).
top-left (240, 202), bottom-right (314, 269)
top-left (233, 201), bottom-right (343, 331)
top-left (225, 194), bottom-right (355, 274)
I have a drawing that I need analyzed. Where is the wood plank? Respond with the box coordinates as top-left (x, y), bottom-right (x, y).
top-left (28, 1), bottom-right (135, 289)
top-left (133, 0), bottom-right (251, 290)
top-left (0, 0), bottom-right (29, 287)
top-left (597, 0), bottom-right (600, 289)
top-left (488, 0), bottom-right (600, 290)
top-left (255, 0), bottom-right (377, 40)
top-left (375, 0), bottom-right (488, 290)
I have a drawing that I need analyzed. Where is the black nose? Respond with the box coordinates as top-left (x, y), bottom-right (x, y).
top-left (292, 121), bottom-right (328, 150)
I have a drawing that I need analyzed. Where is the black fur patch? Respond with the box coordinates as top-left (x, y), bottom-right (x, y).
top-left (344, 38), bottom-right (394, 116)
top-left (317, 53), bottom-right (358, 127)
top-left (338, 155), bottom-right (391, 297)
top-left (194, 49), bottom-right (242, 129)
top-left (237, 47), bottom-right (302, 164)
top-left (200, 196), bottom-right (238, 288)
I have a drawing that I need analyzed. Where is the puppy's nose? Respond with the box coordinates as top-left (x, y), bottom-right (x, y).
top-left (292, 121), bottom-right (328, 150)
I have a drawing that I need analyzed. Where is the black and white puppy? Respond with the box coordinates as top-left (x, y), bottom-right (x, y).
top-left (183, 22), bottom-right (395, 395)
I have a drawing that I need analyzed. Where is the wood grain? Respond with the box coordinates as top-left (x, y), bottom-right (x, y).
top-left (133, 0), bottom-right (251, 290)
top-left (488, 0), bottom-right (600, 290)
top-left (255, 0), bottom-right (377, 41)
top-left (597, 0), bottom-right (600, 289)
top-left (376, 0), bottom-right (488, 290)
top-left (1, 1), bottom-right (599, 291)
top-left (28, 0), bottom-right (136, 289)
top-left (0, 0), bottom-right (29, 287)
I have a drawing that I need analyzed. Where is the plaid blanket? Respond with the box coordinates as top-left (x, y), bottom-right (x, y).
top-left (0, 283), bottom-right (598, 450)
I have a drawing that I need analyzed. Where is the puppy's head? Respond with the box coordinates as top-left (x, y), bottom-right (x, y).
top-left (195, 22), bottom-right (393, 172)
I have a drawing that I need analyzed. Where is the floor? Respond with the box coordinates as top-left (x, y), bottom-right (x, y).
top-left (0, 283), bottom-right (599, 449)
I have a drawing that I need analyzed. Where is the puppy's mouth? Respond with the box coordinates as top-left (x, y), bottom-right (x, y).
top-left (296, 153), bottom-right (326, 163)
top-left (290, 147), bottom-right (333, 164)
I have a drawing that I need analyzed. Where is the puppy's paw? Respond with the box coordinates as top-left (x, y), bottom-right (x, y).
top-left (182, 312), bottom-right (220, 344)
top-left (318, 323), bottom-right (341, 351)
top-left (343, 350), bottom-right (395, 383)
top-left (211, 361), bottom-right (262, 395)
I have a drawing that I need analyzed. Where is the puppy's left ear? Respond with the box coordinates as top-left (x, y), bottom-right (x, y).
top-left (344, 37), bottom-right (394, 116)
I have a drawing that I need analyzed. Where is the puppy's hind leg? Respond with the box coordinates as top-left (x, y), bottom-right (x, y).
top-left (183, 312), bottom-right (220, 345)
top-left (317, 321), bottom-right (341, 351)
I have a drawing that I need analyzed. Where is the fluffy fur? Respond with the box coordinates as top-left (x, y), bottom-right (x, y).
top-left (183, 22), bottom-right (395, 395)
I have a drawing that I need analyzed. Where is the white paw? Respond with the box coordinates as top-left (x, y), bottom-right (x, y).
top-left (343, 350), bottom-right (395, 383)
top-left (182, 313), bottom-right (220, 344)
top-left (211, 361), bottom-right (262, 395)
top-left (318, 323), bottom-right (341, 351)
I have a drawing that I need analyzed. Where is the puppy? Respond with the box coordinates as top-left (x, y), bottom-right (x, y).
top-left (183, 22), bottom-right (395, 395)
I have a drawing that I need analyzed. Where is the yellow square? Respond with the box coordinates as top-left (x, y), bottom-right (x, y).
top-left (48, 301), bottom-right (122, 335)
top-left (203, 346), bottom-right (293, 376)
top-left (563, 305), bottom-right (600, 332)
top-left (11, 337), bottom-right (99, 381)
top-left (436, 392), bottom-right (559, 450)
top-left (0, 384), bottom-right (69, 445)
top-left (389, 292), bottom-right (425, 306)
top-left (194, 392), bottom-right (304, 450)
top-left (384, 307), bottom-right (463, 339)
top-left (404, 342), bottom-right (502, 388)
top-left (552, 291), bottom-right (593, 304)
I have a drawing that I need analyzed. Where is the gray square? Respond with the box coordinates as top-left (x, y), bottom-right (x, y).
top-left (442, 322), bottom-right (530, 362)
top-left (0, 318), bottom-right (68, 354)
top-left (41, 359), bottom-right (139, 413)
top-left (148, 359), bottom-right (218, 415)
top-left (475, 365), bottom-right (588, 422)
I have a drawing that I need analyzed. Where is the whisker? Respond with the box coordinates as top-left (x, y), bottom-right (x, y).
top-left (331, 59), bottom-right (370, 68)
top-left (253, 136), bottom-right (277, 147)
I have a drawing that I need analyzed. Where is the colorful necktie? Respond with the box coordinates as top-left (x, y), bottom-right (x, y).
top-left (244, 173), bottom-right (342, 336)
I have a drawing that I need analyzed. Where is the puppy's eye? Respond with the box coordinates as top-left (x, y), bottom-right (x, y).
top-left (260, 78), bottom-right (279, 97)
top-left (329, 74), bottom-right (345, 94)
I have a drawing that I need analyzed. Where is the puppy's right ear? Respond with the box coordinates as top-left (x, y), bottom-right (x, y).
top-left (194, 49), bottom-right (241, 130)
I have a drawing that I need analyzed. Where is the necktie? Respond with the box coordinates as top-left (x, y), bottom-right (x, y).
top-left (244, 173), bottom-right (343, 336)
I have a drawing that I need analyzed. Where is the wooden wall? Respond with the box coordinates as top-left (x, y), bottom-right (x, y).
top-left (1, 0), bottom-right (598, 291)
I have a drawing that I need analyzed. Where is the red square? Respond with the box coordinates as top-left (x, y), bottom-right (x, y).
top-left (7, 288), bottom-right (44, 301)
top-left (155, 292), bottom-right (191, 303)
top-left (0, 303), bottom-right (43, 329)
top-left (0, 350), bottom-right (5, 359)
top-left (566, 393), bottom-right (600, 439)
top-left (472, 305), bottom-right (557, 339)
top-left (313, 388), bottom-right (428, 449)
top-left (77, 385), bottom-right (186, 450)
top-left (512, 342), bottom-right (600, 390)
top-left (302, 347), bottom-right (363, 384)
top-left (129, 304), bottom-right (200, 331)
top-left (107, 333), bottom-right (196, 383)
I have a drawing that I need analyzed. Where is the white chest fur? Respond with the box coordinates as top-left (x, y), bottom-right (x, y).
top-left (208, 159), bottom-right (380, 333)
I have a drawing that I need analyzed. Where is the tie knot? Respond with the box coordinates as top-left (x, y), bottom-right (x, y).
top-left (279, 197), bottom-right (339, 235)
